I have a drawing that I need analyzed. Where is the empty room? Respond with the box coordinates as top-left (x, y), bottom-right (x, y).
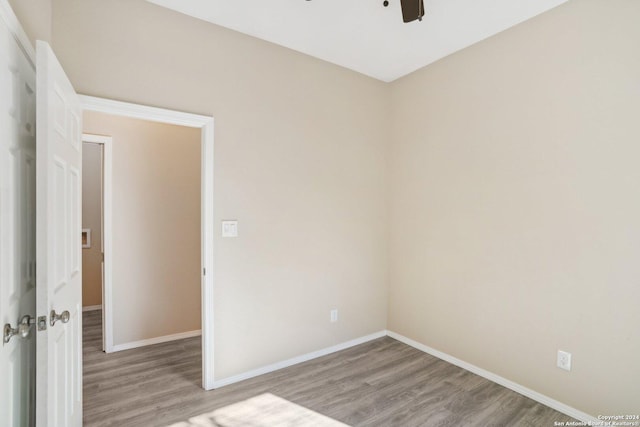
top-left (1, 0), bottom-right (638, 426)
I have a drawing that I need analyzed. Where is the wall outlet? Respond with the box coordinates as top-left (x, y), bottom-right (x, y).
top-left (557, 350), bottom-right (572, 371)
top-left (330, 309), bottom-right (338, 323)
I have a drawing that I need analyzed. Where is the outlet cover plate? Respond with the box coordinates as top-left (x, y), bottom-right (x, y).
top-left (557, 350), bottom-right (572, 371)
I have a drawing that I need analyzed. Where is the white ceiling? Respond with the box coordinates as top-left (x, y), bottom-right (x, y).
top-left (146, 0), bottom-right (568, 82)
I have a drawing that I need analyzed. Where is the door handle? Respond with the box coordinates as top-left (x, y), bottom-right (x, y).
top-left (50, 309), bottom-right (70, 327)
top-left (3, 324), bottom-right (17, 344)
top-left (3, 315), bottom-right (35, 344)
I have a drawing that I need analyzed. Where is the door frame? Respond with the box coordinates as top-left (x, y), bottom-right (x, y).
top-left (81, 134), bottom-right (111, 353)
top-left (79, 95), bottom-right (215, 390)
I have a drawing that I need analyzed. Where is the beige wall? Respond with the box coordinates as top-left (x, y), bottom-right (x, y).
top-left (53, 0), bottom-right (390, 379)
top-left (81, 142), bottom-right (102, 307)
top-left (83, 111), bottom-right (202, 345)
top-left (389, 0), bottom-right (640, 416)
top-left (8, 0), bottom-right (51, 44)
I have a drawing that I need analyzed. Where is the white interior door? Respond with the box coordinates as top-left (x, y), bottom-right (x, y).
top-left (0, 8), bottom-right (37, 427)
top-left (35, 40), bottom-right (83, 427)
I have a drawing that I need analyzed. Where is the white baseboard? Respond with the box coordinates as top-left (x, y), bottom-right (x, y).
top-left (212, 330), bottom-right (387, 388)
top-left (386, 331), bottom-right (598, 424)
top-left (110, 330), bottom-right (201, 353)
top-left (82, 305), bottom-right (102, 312)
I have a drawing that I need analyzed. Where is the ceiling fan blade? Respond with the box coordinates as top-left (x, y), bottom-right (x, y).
top-left (400, 0), bottom-right (425, 23)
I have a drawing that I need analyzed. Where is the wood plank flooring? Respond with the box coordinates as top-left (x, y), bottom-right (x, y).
top-left (83, 310), bottom-right (575, 426)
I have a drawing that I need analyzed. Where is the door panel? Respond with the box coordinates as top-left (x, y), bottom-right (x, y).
top-left (36, 40), bottom-right (83, 427)
top-left (0, 7), bottom-right (37, 426)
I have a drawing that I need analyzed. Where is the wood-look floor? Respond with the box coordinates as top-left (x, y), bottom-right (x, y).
top-left (83, 310), bottom-right (575, 426)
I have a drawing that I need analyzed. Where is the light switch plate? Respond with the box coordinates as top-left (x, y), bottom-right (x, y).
top-left (221, 220), bottom-right (238, 237)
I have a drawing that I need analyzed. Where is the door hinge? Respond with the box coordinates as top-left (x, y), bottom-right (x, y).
top-left (203, 268), bottom-right (206, 276)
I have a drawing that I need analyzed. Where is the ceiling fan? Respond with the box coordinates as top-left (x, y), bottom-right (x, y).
top-left (305, 0), bottom-right (425, 24)
top-left (397, 0), bottom-right (425, 23)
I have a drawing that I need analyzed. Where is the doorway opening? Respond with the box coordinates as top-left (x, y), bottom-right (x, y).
top-left (79, 96), bottom-right (215, 390)
top-left (81, 135), bottom-right (108, 354)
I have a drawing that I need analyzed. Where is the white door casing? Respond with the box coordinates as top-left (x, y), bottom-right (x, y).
top-left (79, 95), bottom-right (215, 390)
top-left (35, 41), bottom-right (83, 427)
top-left (0, 3), bottom-right (37, 426)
